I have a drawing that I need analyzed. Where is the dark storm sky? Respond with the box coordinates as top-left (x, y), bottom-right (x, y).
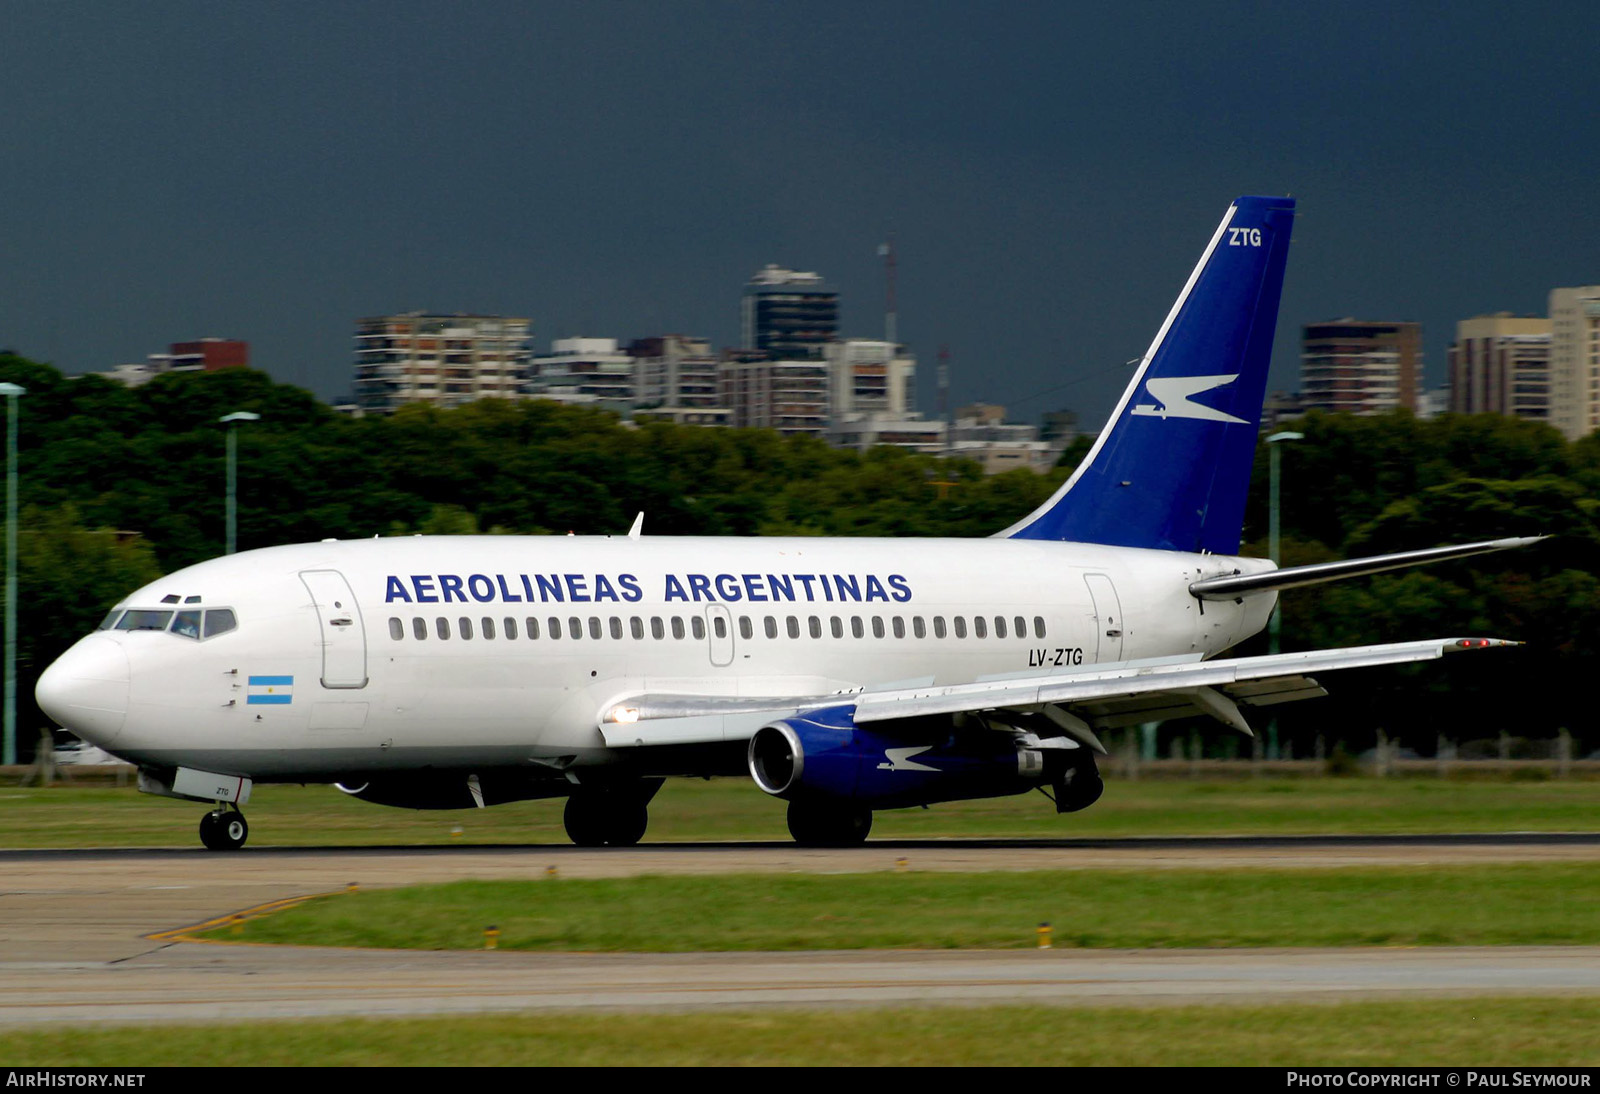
top-left (3, 2), bottom-right (1597, 426)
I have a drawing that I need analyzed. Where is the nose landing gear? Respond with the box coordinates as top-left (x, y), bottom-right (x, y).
top-left (199, 808), bottom-right (249, 851)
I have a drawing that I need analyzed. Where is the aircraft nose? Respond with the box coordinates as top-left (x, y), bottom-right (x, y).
top-left (36, 635), bottom-right (130, 746)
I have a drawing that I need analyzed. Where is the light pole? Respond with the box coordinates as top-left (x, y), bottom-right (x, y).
top-left (1265, 429), bottom-right (1303, 762)
top-left (220, 412), bottom-right (260, 555)
top-left (0, 382), bottom-right (24, 766)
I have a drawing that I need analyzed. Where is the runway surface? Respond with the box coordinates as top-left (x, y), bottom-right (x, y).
top-left (4, 835), bottom-right (1600, 1024)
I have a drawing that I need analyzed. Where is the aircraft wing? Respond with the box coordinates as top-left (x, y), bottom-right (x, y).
top-left (598, 637), bottom-right (1519, 750)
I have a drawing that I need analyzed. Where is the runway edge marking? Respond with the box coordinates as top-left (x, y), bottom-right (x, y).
top-left (145, 887), bottom-right (349, 944)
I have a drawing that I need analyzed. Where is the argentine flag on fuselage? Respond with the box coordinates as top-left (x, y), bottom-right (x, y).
top-left (247, 675), bottom-right (294, 705)
top-left (1002, 195), bottom-right (1295, 555)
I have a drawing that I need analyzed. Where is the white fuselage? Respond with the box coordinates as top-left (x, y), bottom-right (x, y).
top-left (39, 535), bottom-right (1276, 780)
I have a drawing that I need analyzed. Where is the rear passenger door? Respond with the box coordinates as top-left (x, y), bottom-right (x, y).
top-left (1083, 573), bottom-right (1125, 664)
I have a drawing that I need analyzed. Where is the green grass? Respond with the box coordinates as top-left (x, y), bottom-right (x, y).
top-left (208, 864), bottom-right (1600, 951)
top-left (3, 998), bottom-right (1597, 1066)
top-left (3, 774), bottom-right (1599, 849)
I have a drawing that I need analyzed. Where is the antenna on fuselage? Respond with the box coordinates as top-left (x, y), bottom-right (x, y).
top-left (627, 512), bottom-right (644, 539)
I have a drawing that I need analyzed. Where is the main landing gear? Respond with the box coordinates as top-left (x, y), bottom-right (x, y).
top-left (199, 807), bottom-right (248, 851)
top-left (1052, 754), bottom-right (1104, 814)
top-left (786, 799), bottom-right (872, 847)
top-left (562, 778), bottom-right (664, 847)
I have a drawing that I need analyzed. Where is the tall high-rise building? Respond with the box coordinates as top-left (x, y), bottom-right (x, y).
top-left (353, 313), bottom-right (530, 413)
top-left (1548, 286), bottom-right (1600, 440)
top-left (1447, 313), bottom-right (1550, 419)
top-left (740, 265), bottom-right (838, 359)
top-left (1300, 320), bottom-right (1423, 416)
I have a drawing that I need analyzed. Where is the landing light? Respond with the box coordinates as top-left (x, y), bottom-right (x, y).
top-left (609, 706), bottom-right (641, 724)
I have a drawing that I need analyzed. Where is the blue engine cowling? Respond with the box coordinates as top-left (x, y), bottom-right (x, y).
top-left (747, 704), bottom-right (1049, 810)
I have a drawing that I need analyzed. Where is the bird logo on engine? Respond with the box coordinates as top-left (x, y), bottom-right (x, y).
top-left (877, 746), bottom-right (939, 772)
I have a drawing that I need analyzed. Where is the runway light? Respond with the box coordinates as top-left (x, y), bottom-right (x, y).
top-left (485, 925), bottom-right (500, 950)
top-left (1037, 922), bottom-right (1053, 949)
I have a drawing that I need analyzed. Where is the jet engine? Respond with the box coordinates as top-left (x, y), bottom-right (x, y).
top-left (748, 704), bottom-right (1090, 811)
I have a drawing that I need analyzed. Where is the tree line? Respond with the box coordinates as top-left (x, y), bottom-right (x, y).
top-left (2, 352), bottom-right (1594, 759)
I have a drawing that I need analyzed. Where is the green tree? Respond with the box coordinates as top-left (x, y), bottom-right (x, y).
top-left (13, 505), bottom-right (163, 754)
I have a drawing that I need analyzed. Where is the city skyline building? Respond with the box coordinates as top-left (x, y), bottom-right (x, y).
top-left (162, 338), bottom-right (249, 372)
top-left (1447, 313), bottom-right (1550, 420)
top-left (524, 336), bottom-right (635, 409)
top-left (628, 334), bottom-right (731, 426)
top-left (352, 313), bottom-right (530, 413)
top-left (1260, 391), bottom-right (1307, 431)
top-left (740, 265), bottom-right (838, 359)
top-left (97, 337), bottom-right (250, 386)
top-left (1548, 286), bottom-right (1600, 440)
top-left (718, 349), bottom-right (829, 436)
top-left (948, 402), bottom-right (1056, 473)
top-left (824, 340), bottom-right (916, 417)
top-left (826, 415), bottom-right (947, 453)
top-left (823, 338), bottom-right (945, 454)
top-left (1300, 319), bottom-right (1423, 416)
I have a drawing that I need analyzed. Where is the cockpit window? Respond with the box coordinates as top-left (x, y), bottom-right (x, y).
top-left (116, 610), bottom-right (173, 632)
top-left (108, 606), bottom-right (237, 639)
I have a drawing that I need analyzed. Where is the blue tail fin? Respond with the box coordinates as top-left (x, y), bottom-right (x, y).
top-left (1001, 195), bottom-right (1295, 554)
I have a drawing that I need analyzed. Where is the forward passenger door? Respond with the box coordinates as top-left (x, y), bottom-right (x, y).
top-left (299, 570), bottom-right (369, 688)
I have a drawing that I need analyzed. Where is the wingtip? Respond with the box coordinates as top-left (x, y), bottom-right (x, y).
top-left (1446, 638), bottom-right (1522, 652)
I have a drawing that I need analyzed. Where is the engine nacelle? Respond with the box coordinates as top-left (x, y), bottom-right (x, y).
top-left (747, 704), bottom-right (1054, 811)
top-left (335, 771), bottom-right (570, 810)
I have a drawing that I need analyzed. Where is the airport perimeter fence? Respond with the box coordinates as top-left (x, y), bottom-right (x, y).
top-left (1108, 728), bottom-right (1597, 779)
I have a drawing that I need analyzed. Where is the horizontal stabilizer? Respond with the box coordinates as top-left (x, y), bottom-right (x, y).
top-left (1189, 536), bottom-right (1546, 601)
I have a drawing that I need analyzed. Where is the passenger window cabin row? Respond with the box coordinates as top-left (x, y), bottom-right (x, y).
top-left (387, 613), bottom-right (1050, 643)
